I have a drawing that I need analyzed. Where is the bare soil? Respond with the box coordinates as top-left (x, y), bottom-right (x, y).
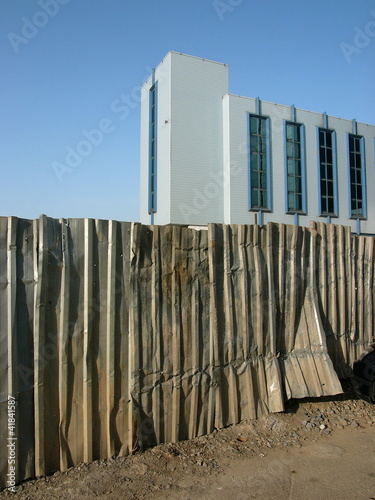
top-left (1, 382), bottom-right (375, 500)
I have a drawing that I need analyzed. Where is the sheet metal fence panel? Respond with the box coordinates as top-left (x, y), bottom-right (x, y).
top-left (0, 217), bottom-right (37, 487)
top-left (0, 216), bottom-right (374, 488)
top-left (311, 221), bottom-right (375, 378)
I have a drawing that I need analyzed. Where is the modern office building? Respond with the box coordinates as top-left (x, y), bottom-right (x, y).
top-left (140, 51), bottom-right (375, 234)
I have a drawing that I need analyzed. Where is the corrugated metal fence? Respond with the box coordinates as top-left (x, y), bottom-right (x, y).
top-left (0, 216), bottom-right (374, 488)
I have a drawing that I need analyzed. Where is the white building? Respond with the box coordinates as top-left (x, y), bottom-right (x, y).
top-left (140, 51), bottom-right (375, 235)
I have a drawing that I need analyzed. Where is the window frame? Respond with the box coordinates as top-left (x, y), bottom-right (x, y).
top-left (347, 133), bottom-right (367, 220)
top-left (317, 127), bottom-right (338, 217)
top-left (283, 121), bottom-right (307, 215)
top-left (148, 82), bottom-right (158, 215)
top-left (247, 114), bottom-right (272, 212)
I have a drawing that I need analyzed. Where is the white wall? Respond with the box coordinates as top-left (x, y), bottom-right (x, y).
top-left (140, 53), bottom-right (172, 225)
top-left (225, 95), bottom-right (375, 233)
top-left (222, 95), bottom-right (231, 223)
top-left (357, 123), bottom-right (375, 235)
top-left (169, 53), bottom-right (228, 225)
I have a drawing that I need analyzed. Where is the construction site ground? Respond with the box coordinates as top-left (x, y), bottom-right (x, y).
top-left (1, 382), bottom-right (374, 500)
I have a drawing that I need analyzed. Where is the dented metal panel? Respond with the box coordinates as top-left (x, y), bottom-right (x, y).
top-left (0, 216), bottom-right (374, 489)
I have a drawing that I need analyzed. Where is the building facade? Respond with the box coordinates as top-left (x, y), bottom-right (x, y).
top-left (140, 51), bottom-right (375, 234)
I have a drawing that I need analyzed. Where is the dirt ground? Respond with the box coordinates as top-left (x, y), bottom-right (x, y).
top-left (1, 382), bottom-right (374, 500)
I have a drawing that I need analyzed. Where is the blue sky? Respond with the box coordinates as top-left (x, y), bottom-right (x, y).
top-left (1, 0), bottom-right (374, 222)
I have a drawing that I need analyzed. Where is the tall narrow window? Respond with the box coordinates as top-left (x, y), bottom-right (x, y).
top-left (318, 128), bottom-right (337, 216)
top-left (148, 83), bottom-right (157, 214)
top-left (348, 134), bottom-right (366, 218)
top-left (249, 115), bottom-right (271, 210)
top-left (285, 122), bottom-right (306, 213)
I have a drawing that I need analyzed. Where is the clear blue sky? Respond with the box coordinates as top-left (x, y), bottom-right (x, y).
top-left (1, 0), bottom-right (374, 222)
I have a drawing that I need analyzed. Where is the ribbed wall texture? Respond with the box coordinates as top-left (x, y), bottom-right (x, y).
top-left (0, 216), bottom-right (374, 488)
